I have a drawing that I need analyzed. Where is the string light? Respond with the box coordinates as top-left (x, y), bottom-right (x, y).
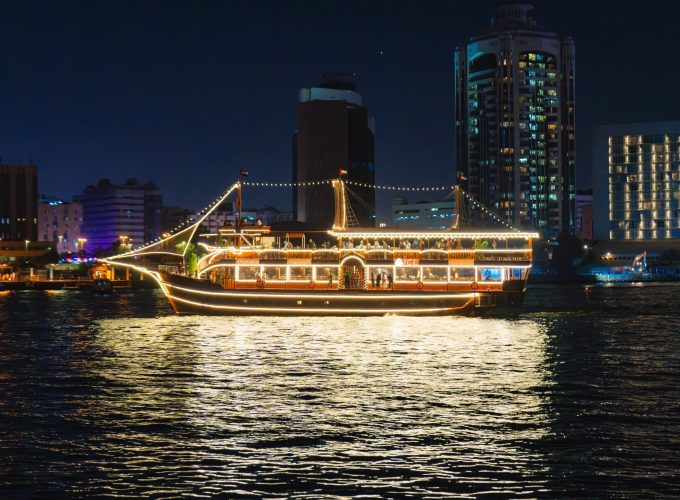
top-left (244, 178), bottom-right (521, 232)
top-left (116, 177), bottom-right (523, 257)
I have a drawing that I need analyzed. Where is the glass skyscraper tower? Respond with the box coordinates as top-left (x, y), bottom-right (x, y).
top-left (455, 3), bottom-right (575, 237)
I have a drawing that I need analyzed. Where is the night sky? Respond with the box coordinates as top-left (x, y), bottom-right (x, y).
top-left (2, 0), bottom-right (680, 220)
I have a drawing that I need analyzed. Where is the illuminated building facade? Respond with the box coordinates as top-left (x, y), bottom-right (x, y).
top-left (454, 3), bottom-right (575, 237)
top-left (37, 196), bottom-right (83, 254)
top-left (592, 121), bottom-right (680, 240)
top-left (77, 178), bottom-right (162, 251)
top-left (0, 163), bottom-right (38, 242)
top-left (392, 198), bottom-right (455, 228)
top-left (293, 73), bottom-right (375, 228)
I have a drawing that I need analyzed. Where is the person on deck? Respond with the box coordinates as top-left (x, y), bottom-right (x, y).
top-left (387, 273), bottom-right (393, 289)
top-left (371, 271), bottom-right (376, 289)
top-left (376, 271), bottom-right (382, 289)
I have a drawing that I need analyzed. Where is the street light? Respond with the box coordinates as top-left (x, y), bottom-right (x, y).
top-left (119, 235), bottom-right (133, 250)
top-left (77, 238), bottom-right (87, 255)
top-left (24, 240), bottom-right (30, 279)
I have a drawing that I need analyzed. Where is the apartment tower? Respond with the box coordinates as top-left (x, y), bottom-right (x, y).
top-left (455, 3), bottom-right (575, 237)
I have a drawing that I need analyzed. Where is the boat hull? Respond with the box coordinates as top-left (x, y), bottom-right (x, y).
top-left (160, 273), bottom-right (525, 316)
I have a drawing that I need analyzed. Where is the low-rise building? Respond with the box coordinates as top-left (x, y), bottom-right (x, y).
top-left (161, 206), bottom-right (197, 234)
top-left (37, 196), bottom-right (83, 254)
top-left (77, 178), bottom-right (162, 252)
top-left (392, 198), bottom-right (455, 228)
top-left (576, 189), bottom-right (593, 241)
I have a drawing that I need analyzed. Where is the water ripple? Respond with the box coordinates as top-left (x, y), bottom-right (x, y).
top-left (1, 286), bottom-right (679, 497)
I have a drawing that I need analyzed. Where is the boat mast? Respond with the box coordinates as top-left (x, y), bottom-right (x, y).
top-left (451, 185), bottom-right (463, 229)
top-left (332, 178), bottom-right (347, 230)
top-left (236, 181), bottom-right (243, 247)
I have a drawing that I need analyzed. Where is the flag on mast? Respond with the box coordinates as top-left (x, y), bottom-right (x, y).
top-left (338, 168), bottom-right (348, 176)
top-left (239, 169), bottom-right (249, 177)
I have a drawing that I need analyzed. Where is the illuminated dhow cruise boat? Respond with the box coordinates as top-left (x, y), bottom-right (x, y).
top-left (103, 178), bottom-right (538, 316)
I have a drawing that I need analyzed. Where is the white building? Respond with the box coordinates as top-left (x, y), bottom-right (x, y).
top-left (37, 196), bottom-right (83, 254)
top-left (392, 198), bottom-right (455, 228)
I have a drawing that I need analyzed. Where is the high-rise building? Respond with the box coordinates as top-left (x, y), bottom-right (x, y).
top-left (77, 178), bottom-right (162, 252)
top-left (37, 196), bottom-right (83, 254)
top-left (0, 163), bottom-right (38, 241)
top-left (455, 3), bottom-right (575, 237)
top-left (592, 121), bottom-right (680, 240)
top-left (293, 73), bottom-right (375, 228)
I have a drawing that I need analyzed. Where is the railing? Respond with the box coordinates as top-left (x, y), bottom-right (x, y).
top-left (448, 250), bottom-right (475, 264)
top-left (312, 250), bottom-right (341, 263)
top-left (474, 251), bottom-right (532, 264)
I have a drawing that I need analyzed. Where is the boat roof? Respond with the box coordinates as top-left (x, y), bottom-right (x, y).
top-left (327, 228), bottom-right (539, 239)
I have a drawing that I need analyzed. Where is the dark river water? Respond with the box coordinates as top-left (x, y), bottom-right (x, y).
top-left (1, 285), bottom-right (679, 498)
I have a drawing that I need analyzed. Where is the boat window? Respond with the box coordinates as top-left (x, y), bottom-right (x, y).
top-left (238, 266), bottom-right (260, 280)
top-left (395, 266), bottom-right (421, 281)
top-left (510, 267), bottom-right (524, 279)
top-left (421, 267), bottom-right (447, 281)
top-left (315, 266), bottom-right (337, 281)
top-left (479, 268), bottom-right (503, 282)
top-left (262, 266), bottom-right (286, 280)
top-left (450, 267), bottom-right (475, 281)
top-left (290, 267), bottom-right (313, 280)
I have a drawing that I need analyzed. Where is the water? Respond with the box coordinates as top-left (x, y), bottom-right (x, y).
top-left (1, 285), bottom-right (679, 498)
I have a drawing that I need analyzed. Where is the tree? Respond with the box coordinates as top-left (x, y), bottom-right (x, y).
top-left (186, 251), bottom-right (199, 276)
top-left (176, 241), bottom-right (199, 276)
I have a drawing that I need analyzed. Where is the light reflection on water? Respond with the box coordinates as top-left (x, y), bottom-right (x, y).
top-left (89, 316), bottom-right (551, 496)
top-left (1, 286), bottom-right (680, 497)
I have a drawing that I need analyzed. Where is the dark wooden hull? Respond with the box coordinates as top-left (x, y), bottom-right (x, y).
top-left (160, 273), bottom-right (526, 316)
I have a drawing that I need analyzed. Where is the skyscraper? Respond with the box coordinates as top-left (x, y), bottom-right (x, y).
top-left (455, 3), bottom-right (575, 237)
top-left (293, 73), bottom-right (375, 228)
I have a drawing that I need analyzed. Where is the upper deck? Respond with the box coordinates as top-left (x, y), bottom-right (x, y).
top-left (190, 227), bottom-right (537, 293)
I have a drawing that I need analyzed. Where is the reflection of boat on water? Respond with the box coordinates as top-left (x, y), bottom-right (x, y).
top-left (103, 178), bottom-right (538, 316)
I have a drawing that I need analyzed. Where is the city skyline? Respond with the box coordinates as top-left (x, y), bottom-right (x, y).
top-left (2, 0), bottom-right (680, 218)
